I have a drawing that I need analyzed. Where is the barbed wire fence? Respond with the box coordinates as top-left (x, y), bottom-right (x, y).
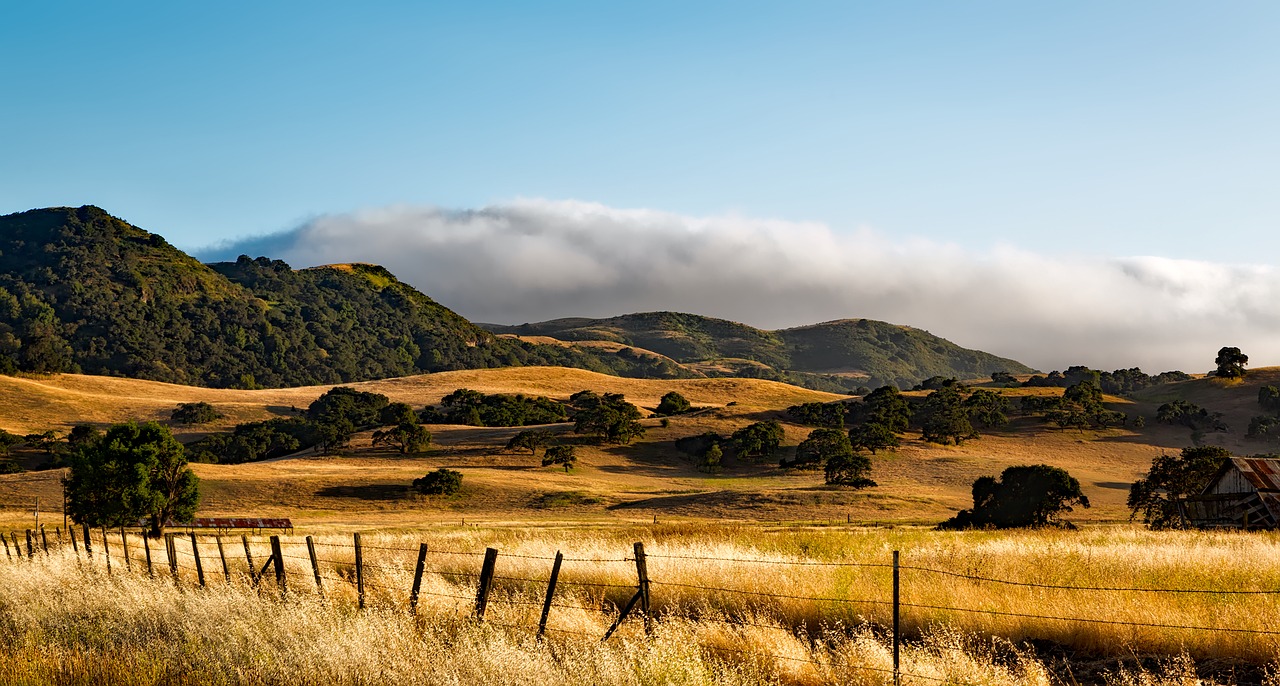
top-left (2, 523), bottom-right (1278, 685)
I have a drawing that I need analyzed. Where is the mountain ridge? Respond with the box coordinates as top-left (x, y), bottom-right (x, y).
top-left (0, 205), bottom-right (1034, 391)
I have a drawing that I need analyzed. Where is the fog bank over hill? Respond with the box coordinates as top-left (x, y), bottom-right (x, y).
top-left (202, 199), bottom-right (1280, 373)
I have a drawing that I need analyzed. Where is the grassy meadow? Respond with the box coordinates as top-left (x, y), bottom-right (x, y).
top-left (3, 367), bottom-right (1280, 683)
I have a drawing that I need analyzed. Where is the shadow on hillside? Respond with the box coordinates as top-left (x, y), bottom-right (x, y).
top-left (265, 405), bottom-right (301, 417)
top-left (315, 484), bottom-right (410, 500)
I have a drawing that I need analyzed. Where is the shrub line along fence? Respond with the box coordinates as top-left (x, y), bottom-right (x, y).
top-left (3, 525), bottom-right (1279, 686)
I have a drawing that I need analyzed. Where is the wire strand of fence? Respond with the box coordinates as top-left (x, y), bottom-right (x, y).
top-left (645, 553), bottom-right (893, 569)
top-left (650, 580), bottom-right (893, 607)
top-left (899, 601), bottom-right (1280, 635)
top-left (554, 579), bottom-right (636, 589)
top-left (901, 564), bottom-right (1280, 595)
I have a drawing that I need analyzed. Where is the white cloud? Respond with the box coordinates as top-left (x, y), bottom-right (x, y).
top-left (201, 199), bottom-right (1280, 373)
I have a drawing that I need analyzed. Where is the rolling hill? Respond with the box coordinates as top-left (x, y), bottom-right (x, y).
top-left (484, 312), bottom-right (1037, 390)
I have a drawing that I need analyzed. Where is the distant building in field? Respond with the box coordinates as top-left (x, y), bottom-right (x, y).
top-left (1183, 457), bottom-right (1280, 529)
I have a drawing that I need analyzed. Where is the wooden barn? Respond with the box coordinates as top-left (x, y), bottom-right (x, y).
top-left (1183, 457), bottom-right (1280, 529)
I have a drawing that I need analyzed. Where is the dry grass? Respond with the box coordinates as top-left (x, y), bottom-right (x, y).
top-left (0, 524), bottom-right (1275, 685)
top-left (0, 367), bottom-right (843, 436)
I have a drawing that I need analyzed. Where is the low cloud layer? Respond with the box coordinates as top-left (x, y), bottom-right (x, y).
top-left (201, 200), bottom-right (1280, 373)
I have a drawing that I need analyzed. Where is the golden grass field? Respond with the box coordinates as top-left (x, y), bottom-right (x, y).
top-left (0, 524), bottom-right (1275, 685)
top-left (3, 366), bottom-right (1280, 683)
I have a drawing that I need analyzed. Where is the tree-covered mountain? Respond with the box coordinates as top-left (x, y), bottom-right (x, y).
top-left (0, 206), bottom-right (1033, 391)
top-left (0, 206), bottom-right (688, 387)
top-left (483, 313), bottom-right (1036, 390)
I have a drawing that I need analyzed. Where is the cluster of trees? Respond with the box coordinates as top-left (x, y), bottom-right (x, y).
top-left (1128, 445), bottom-right (1230, 529)
top-left (569, 391), bottom-right (645, 444)
top-left (941, 465), bottom-right (1089, 529)
top-left (421, 389), bottom-right (568, 427)
top-left (1020, 381), bottom-right (1128, 432)
top-left (1020, 366), bottom-right (1191, 395)
top-left (187, 387), bottom-right (426, 463)
top-left (504, 429), bottom-right (578, 472)
top-left (654, 391), bottom-right (693, 417)
top-left (1156, 400), bottom-right (1227, 435)
top-left (780, 428), bottom-right (876, 487)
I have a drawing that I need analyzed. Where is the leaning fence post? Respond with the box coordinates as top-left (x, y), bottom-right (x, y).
top-left (190, 533), bottom-right (206, 588)
top-left (269, 535), bottom-right (286, 595)
top-left (474, 547), bottom-right (498, 620)
top-left (537, 551), bottom-right (564, 639)
top-left (633, 542), bottom-right (651, 635)
top-left (82, 524), bottom-right (92, 560)
top-left (354, 533), bottom-right (366, 610)
top-left (2, 533), bottom-right (9, 560)
top-left (217, 536), bottom-right (230, 583)
top-left (893, 550), bottom-right (900, 686)
top-left (143, 533), bottom-right (153, 577)
top-left (40, 525), bottom-right (49, 554)
top-left (12, 532), bottom-right (23, 560)
top-left (70, 526), bottom-right (78, 554)
top-left (306, 536), bottom-right (324, 597)
top-left (409, 543), bottom-right (428, 613)
top-left (101, 528), bottom-right (111, 574)
top-left (25, 530), bottom-right (34, 559)
top-left (166, 533), bottom-right (179, 585)
top-left (120, 528), bottom-right (131, 572)
top-left (242, 535), bottom-right (257, 585)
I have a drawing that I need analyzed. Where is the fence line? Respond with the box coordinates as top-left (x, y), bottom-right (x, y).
top-left (4, 525), bottom-right (1278, 685)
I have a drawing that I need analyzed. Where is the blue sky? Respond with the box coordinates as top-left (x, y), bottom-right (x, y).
top-left (3, 1), bottom-right (1277, 259)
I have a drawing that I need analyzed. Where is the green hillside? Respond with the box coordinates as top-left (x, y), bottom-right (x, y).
top-left (485, 313), bottom-right (1035, 390)
top-left (0, 207), bottom-right (688, 387)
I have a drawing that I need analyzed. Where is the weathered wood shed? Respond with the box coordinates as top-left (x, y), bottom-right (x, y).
top-left (1183, 457), bottom-right (1280, 529)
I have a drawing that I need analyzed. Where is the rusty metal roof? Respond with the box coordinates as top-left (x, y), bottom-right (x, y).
top-left (1229, 457), bottom-right (1280, 492)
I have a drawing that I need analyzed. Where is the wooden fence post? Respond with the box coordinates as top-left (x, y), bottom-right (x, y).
top-left (537, 551), bottom-right (564, 639)
top-left (101, 528), bottom-right (111, 574)
top-left (474, 547), bottom-right (498, 620)
top-left (270, 535), bottom-right (286, 595)
top-left (12, 532), bottom-right (23, 560)
top-left (25, 530), bottom-right (34, 559)
top-left (56, 527), bottom-right (62, 544)
top-left (306, 536), bottom-right (323, 596)
top-left (143, 534), bottom-right (153, 577)
top-left (120, 528), bottom-right (131, 572)
top-left (40, 525), bottom-right (49, 554)
top-left (893, 550), bottom-right (900, 686)
top-left (166, 533), bottom-right (179, 585)
top-left (633, 542), bottom-right (651, 635)
top-left (409, 543), bottom-right (428, 614)
top-left (70, 526), bottom-right (78, 554)
top-left (2, 533), bottom-right (9, 560)
top-left (242, 535), bottom-right (257, 585)
top-left (354, 533), bottom-right (365, 610)
top-left (82, 524), bottom-right (92, 560)
top-left (216, 536), bottom-right (230, 583)
top-left (190, 533), bottom-right (206, 588)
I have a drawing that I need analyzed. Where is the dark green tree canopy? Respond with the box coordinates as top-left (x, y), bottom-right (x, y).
top-left (964, 389), bottom-right (1010, 429)
top-left (849, 422), bottom-right (899, 454)
top-left (824, 450), bottom-right (876, 488)
top-left (919, 386), bottom-right (976, 445)
top-left (371, 422), bottom-right (431, 454)
top-left (655, 391), bottom-right (693, 417)
top-left (942, 465), bottom-right (1089, 529)
top-left (1128, 445), bottom-right (1231, 530)
top-left (1215, 347), bottom-right (1248, 379)
top-left (506, 429), bottom-right (555, 456)
top-left (782, 428), bottom-right (851, 470)
top-left (307, 387), bottom-right (390, 428)
top-left (171, 402), bottom-right (223, 426)
top-left (63, 422), bottom-right (199, 536)
top-left (573, 393), bottom-right (645, 444)
top-left (542, 444), bottom-right (577, 472)
top-left (1258, 386), bottom-right (1280, 414)
top-left (413, 468), bottom-right (462, 495)
top-left (730, 421), bottom-right (785, 462)
top-left (858, 385), bottom-right (912, 433)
